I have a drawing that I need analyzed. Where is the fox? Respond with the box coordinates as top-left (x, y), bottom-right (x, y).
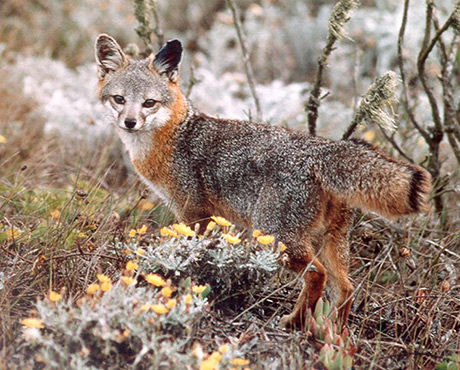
top-left (95, 34), bottom-right (431, 329)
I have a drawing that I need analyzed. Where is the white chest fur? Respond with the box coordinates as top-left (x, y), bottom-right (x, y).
top-left (117, 129), bottom-right (153, 160)
top-left (137, 172), bottom-right (174, 211)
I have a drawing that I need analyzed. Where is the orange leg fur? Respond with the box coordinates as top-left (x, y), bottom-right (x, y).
top-left (280, 249), bottom-right (327, 330)
top-left (320, 203), bottom-right (354, 327)
top-left (322, 243), bottom-right (353, 327)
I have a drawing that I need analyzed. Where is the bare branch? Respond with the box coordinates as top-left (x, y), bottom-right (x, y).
top-left (416, 0), bottom-right (456, 145)
top-left (148, 0), bottom-right (164, 49)
top-left (186, 64), bottom-right (199, 98)
top-left (440, 32), bottom-right (460, 165)
top-left (397, 0), bottom-right (432, 144)
top-left (306, 0), bottom-right (358, 136)
top-left (226, 0), bottom-right (262, 122)
top-left (134, 0), bottom-right (153, 50)
top-left (134, 0), bottom-right (164, 53)
top-left (378, 125), bottom-right (414, 163)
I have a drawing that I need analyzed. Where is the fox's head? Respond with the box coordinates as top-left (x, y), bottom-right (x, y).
top-left (95, 34), bottom-right (186, 134)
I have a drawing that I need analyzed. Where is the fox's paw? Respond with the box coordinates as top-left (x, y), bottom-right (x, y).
top-left (279, 312), bottom-right (305, 331)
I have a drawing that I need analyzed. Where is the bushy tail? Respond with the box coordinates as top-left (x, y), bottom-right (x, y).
top-left (315, 139), bottom-right (431, 218)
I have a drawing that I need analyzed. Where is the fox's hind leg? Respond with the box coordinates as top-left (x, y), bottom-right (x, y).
top-left (254, 183), bottom-right (328, 329)
top-left (279, 239), bottom-right (327, 330)
top-left (320, 201), bottom-right (354, 327)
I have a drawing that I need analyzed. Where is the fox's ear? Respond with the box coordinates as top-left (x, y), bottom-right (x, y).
top-left (95, 34), bottom-right (129, 79)
top-left (151, 39), bottom-right (182, 82)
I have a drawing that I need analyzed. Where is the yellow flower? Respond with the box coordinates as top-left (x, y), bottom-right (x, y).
top-left (101, 281), bottom-right (112, 292)
top-left (136, 248), bottom-right (145, 256)
top-left (151, 304), bottom-right (169, 314)
top-left (138, 200), bottom-right (154, 211)
top-left (137, 225), bottom-right (148, 235)
top-left (364, 130), bottom-right (376, 142)
top-left (49, 291), bottom-right (62, 302)
top-left (126, 260), bottom-right (138, 271)
top-left (209, 351), bottom-right (222, 362)
top-left (86, 283), bottom-right (100, 295)
top-left (230, 358), bottom-right (250, 366)
top-left (0, 135), bottom-right (7, 143)
top-left (252, 229), bottom-right (262, 237)
top-left (21, 318), bottom-right (44, 329)
top-left (200, 358), bottom-right (219, 370)
top-left (76, 232), bottom-right (86, 239)
top-left (184, 293), bottom-right (193, 305)
top-left (97, 274), bottom-right (111, 283)
top-left (5, 227), bottom-right (20, 241)
top-left (145, 273), bottom-right (165, 287)
top-left (166, 298), bottom-right (177, 309)
top-left (219, 344), bottom-right (229, 354)
top-left (121, 276), bottom-right (137, 286)
top-left (160, 227), bottom-right (179, 238)
top-left (129, 229), bottom-right (136, 238)
top-left (172, 223), bottom-right (196, 237)
top-left (257, 235), bottom-right (275, 245)
top-left (211, 216), bottom-right (232, 226)
top-left (279, 242), bottom-right (287, 252)
top-left (122, 249), bottom-right (133, 255)
top-left (206, 221), bottom-right (216, 230)
top-left (50, 209), bottom-right (61, 221)
top-left (161, 286), bottom-right (173, 298)
top-left (140, 303), bottom-right (151, 312)
top-left (192, 285), bottom-right (207, 294)
top-left (222, 233), bottom-right (241, 244)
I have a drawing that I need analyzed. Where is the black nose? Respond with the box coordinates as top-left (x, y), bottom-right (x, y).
top-left (124, 118), bottom-right (137, 129)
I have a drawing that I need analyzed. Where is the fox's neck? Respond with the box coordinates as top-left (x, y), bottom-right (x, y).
top-left (126, 89), bottom-right (193, 187)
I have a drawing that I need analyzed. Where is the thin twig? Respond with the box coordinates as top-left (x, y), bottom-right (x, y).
top-left (134, 0), bottom-right (154, 51)
top-left (440, 31), bottom-right (460, 165)
top-left (306, 0), bottom-right (358, 135)
top-left (226, 0), bottom-right (262, 122)
top-left (378, 125), bottom-right (414, 163)
top-left (149, 0), bottom-right (164, 48)
top-left (134, 0), bottom-right (165, 53)
top-left (434, 12), bottom-right (460, 165)
top-left (417, 1), bottom-right (454, 145)
top-left (186, 64), bottom-right (199, 98)
top-left (415, 0), bottom-right (458, 215)
top-left (397, 0), bottom-right (432, 144)
top-left (306, 39), bottom-right (336, 136)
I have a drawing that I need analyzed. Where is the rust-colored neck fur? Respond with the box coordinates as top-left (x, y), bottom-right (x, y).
top-left (132, 82), bottom-right (187, 192)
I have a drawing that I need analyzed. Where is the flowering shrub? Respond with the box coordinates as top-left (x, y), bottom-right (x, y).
top-left (115, 219), bottom-right (281, 314)
top-left (14, 218), bottom-right (279, 368)
top-left (18, 272), bottom-right (251, 369)
top-left (18, 275), bottom-right (208, 368)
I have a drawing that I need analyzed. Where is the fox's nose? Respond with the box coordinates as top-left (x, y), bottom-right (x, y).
top-left (124, 118), bottom-right (137, 129)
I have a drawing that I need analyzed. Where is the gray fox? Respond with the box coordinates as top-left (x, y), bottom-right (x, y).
top-left (95, 34), bottom-right (431, 328)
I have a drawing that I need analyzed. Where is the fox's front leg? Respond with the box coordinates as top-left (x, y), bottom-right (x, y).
top-left (280, 244), bottom-right (327, 330)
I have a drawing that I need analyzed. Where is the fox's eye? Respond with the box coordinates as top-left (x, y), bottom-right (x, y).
top-left (113, 95), bottom-right (125, 105)
top-left (143, 99), bottom-right (156, 108)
